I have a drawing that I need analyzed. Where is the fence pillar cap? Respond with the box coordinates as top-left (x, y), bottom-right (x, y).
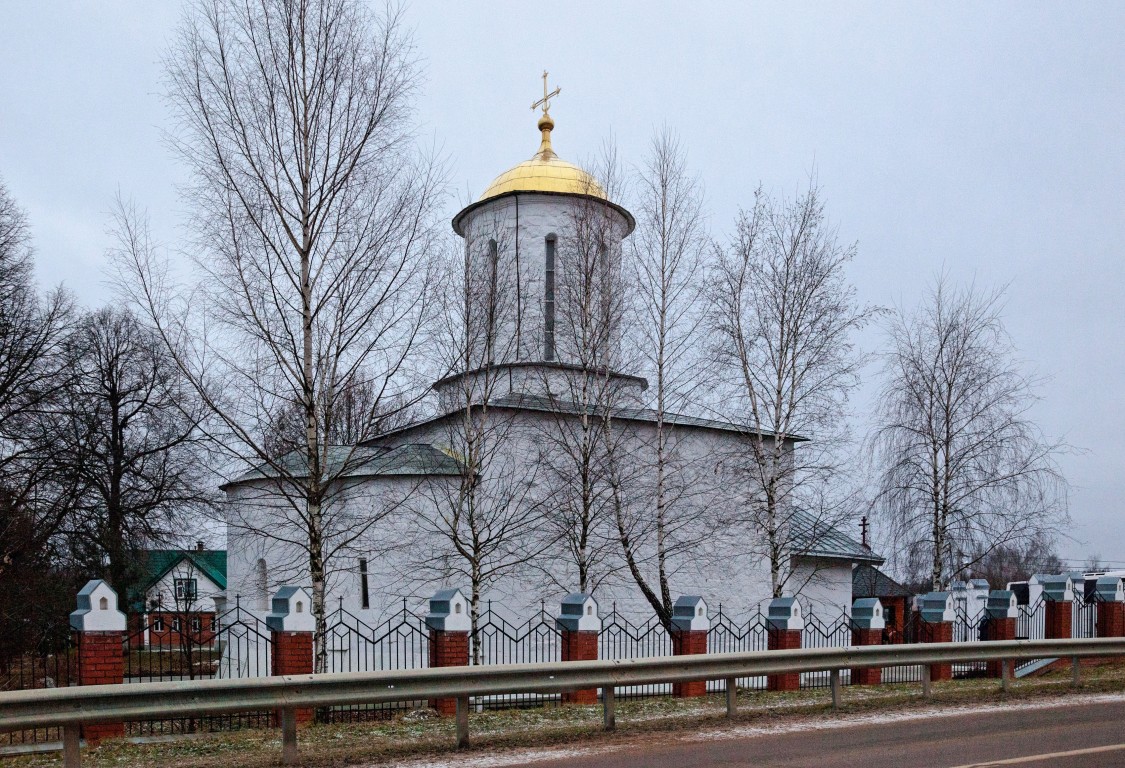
top-left (1039, 574), bottom-right (1075, 602)
top-left (852, 597), bottom-right (885, 630)
top-left (265, 585), bottom-right (316, 632)
top-left (1094, 576), bottom-right (1125, 603)
top-left (985, 589), bottom-right (1019, 619)
top-left (426, 587), bottom-right (472, 632)
top-left (556, 593), bottom-right (601, 632)
top-left (671, 595), bottom-right (710, 632)
top-left (70, 579), bottom-right (127, 632)
top-left (767, 596), bottom-right (805, 631)
top-left (919, 591), bottom-right (955, 623)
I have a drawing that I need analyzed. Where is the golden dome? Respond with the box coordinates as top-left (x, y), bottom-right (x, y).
top-left (478, 113), bottom-right (606, 202)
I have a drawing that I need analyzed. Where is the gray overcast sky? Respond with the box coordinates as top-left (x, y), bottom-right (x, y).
top-left (2, 2), bottom-right (1122, 566)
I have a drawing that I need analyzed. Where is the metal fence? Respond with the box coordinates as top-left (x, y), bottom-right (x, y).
top-left (598, 605), bottom-right (673, 699)
top-left (706, 606), bottom-right (769, 693)
top-left (801, 612), bottom-right (853, 688)
top-left (474, 602), bottom-right (562, 708)
top-left (7, 589), bottom-right (1114, 749)
top-left (0, 634), bottom-right (77, 747)
top-left (1015, 597), bottom-right (1046, 674)
top-left (320, 601), bottom-right (430, 721)
top-left (122, 600), bottom-right (273, 736)
top-left (1073, 595), bottom-right (1097, 639)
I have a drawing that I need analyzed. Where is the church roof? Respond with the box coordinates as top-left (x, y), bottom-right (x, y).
top-left (852, 563), bottom-right (912, 597)
top-left (789, 509), bottom-right (884, 564)
top-left (485, 392), bottom-right (808, 440)
top-left (478, 112), bottom-right (605, 204)
top-left (223, 443), bottom-right (462, 489)
top-left (451, 102), bottom-right (635, 236)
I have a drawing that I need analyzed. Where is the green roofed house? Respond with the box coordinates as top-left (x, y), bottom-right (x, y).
top-left (129, 543), bottom-right (227, 649)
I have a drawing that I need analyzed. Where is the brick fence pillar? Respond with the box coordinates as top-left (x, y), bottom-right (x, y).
top-left (266, 586), bottom-right (316, 724)
top-left (851, 598), bottom-right (885, 686)
top-left (670, 596), bottom-right (710, 698)
top-left (766, 597), bottom-right (803, 692)
top-left (1095, 577), bottom-right (1125, 638)
top-left (1041, 575), bottom-right (1074, 640)
top-left (70, 580), bottom-right (127, 744)
top-left (425, 588), bottom-right (471, 716)
top-left (1097, 602), bottom-right (1125, 638)
top-left (983, 590), bottom-right (1018, 678)
top-left (1044, 601), bottom-right (1071, 639)
top-left (919, 591), bottom-right (954, 682)
top-left (556, 593), bottom-right (601, 704)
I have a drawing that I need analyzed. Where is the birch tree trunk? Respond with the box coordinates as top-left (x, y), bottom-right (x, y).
top-left (114, 0), bottom-right (442, 673)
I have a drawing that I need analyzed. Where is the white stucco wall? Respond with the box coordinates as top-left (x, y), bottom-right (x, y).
top-left (223, 408), bottom-right (862, 627)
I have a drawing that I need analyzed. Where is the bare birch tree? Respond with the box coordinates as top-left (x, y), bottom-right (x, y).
top-left (415, 221), bottom-right (551, 661)
top-left (612, 129), bottom-right (712, 627)
top-left (113, 0), bottom-right (443, 670)
top-left (710, 182), bottom-right (874, 598)
top-left (536, 150), bottom-right (634, 595)
top-left (871, 277), bottom-right (1068, 591)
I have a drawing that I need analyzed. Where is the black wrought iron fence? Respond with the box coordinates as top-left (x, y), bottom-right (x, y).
top-left (951, 606), bottom-right (987, 677)
top-left (1015, 596), bottom-right (1048, 674)
top-left (124, 599), bottom-right (273, 736)
top-left (706, 605), bottom-right (769, 693)
top-left (802, 611), bottom-right (852, 687)
top-left (1073, 594), bottom-right (1097, 639)
top-left (0, 632), bottom-right (77, 747)
top-left (883, 612), bottom-right (925, 685)
top-left (598, 604), bottom-right (672, 699)
top-left (473, 601), bottom-right (562, 709)
top-left (319, 601), bottom-right (429, 722)
top-left (1017, 596), bottom-right (1045, 641)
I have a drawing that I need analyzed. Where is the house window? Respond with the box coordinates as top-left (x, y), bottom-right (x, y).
top-left (359, 558), bottom-right (370, 610)
top-left (151, 616), bottom-right (164, 632)
top-left (544, 235), bottom-right (556, 361)
top-left (172, 616), bottom-right (182, 633)
top-left (174, 578), bottom-right (198, 601)
top-left (191, 616), bottom-right (202, 633)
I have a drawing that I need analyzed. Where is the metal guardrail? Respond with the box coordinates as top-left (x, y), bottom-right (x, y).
top-left (3, 637), bottom-right (1123, 767)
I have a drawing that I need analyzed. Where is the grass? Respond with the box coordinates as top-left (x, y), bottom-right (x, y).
top-left (5, 662), bottom-right (1125, 768)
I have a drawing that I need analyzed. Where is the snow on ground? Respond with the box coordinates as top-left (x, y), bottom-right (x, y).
top-left (391, 745), bottom-right (623, 768)
top-left (689, 691), bottom-right (1125, 742)
top-left (384, 692), bottom-right (1125, 768)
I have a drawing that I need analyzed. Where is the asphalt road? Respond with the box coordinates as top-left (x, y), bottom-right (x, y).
top-left (501, 698), bottom-right (1125, 768)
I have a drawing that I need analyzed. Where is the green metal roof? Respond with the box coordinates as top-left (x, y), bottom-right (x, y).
top-left (367, 393), bottom-right (804, 444)
top-left (225, 444), bottom-right (463, 488)
top-left (789, 509), bottom-right (884, 564)
top-left (136, 549), bottom-right (227, 594)
top-left (852, 563), bottom-right (912, 598)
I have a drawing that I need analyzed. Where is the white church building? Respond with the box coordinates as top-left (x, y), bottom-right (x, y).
top-left (223, 96), bottom-right (881, 625)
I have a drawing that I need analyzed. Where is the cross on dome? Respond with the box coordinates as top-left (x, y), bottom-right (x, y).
top-left (530, 70), bottom-right (561, 116)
